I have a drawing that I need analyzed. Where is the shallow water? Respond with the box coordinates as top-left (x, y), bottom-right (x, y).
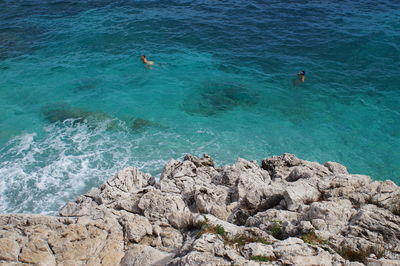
top-left (0, 0), bottom-right (399, 214)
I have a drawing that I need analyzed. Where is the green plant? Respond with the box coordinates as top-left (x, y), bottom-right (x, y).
top-left (197, 217), bottom-right (210, 228)
top-left (337, 245), bottom-right (385, 263)
top-left (215, 224), bottom-right (226, 237)
top-left (255, 238), bottom-right (272, 245)
top-left (321, 246), bottom-right (334, 254)
top-left (224, 234), bottom-right (272, 247)
top-left (196, 220), bottom-right (273, 248)
top-left (270, 221), bottom-right (284, 240)
top-left (301, 231), bottom-right (326, 245)
top-left (250, 255), bottom-right (272, 262)
top-left (373, 245), bottom-right (386, 259)
top-left (196, 220), bottom-right (226, 238)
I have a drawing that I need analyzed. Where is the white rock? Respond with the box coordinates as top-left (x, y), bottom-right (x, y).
top-left (284, 181), bottom-right (321, 211)
top-left (119, 214), bottom-right (152, 243)
top-left (120, 245), bottom-right (174, 266)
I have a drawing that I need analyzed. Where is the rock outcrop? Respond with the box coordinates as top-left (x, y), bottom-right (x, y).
top-left (0, 153), bottom-right (399, 265)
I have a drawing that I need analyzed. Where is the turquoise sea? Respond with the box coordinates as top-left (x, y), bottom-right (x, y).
top-left (0, 0), bottom-right (399, 214)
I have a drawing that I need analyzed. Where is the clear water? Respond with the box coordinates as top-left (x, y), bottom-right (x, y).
top-left (0, 0), bottom-right (399, 214)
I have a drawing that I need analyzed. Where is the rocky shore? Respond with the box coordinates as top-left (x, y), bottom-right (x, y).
top-left (1, 154), bottom-right (399, 265)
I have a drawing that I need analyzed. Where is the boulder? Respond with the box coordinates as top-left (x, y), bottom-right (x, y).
top-left (324, 161), bottom-right (349, 175)
top-left (283, 180), bottom-right (321, 211)
top-left (119, 214), bottom-right (152, 243)
top-left (120, 245), bottom-right (174, 266)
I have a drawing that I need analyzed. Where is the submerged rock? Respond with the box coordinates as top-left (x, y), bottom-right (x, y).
top-left (182, 82), bottom-right (259, 116)
top-left (0, 153), bottom-right (399, 265)
top-left (41, 103), bottom-right (163, 132)
top-left (41, 104), bottom-right (91, 124)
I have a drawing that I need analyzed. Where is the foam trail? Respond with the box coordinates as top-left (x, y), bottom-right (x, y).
top-left (0, 120), bottom-right (163, 214)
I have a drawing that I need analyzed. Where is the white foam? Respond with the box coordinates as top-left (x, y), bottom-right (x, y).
top-left (0, 119), bottom-right (168, 215)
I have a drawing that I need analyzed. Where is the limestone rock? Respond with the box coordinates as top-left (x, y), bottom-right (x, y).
top-left (344, 204), bottom-right (400, 250)
top-left (100, 167), bottom-right (155, 204)
top-left (242, 242), bottom-right (275, 259)
top-left (184, 153), bottom-right (214, 167)
top-left (371, 180), bottom-right (400, 213)
top-left (194, 184), bottom-right (230, 219)
top-left (283, 180), bottom-right (321, 211)
top-left (168, 251), bottom-right (231, 266)
top-left (119, 214), bottom-right (152, 242)
top-left (261, 153), bottom-right (302, 179)
top-left (324, 161), bottom-right (349, 175)
top-left (1, 153), bottom-right (400, 265)
top-left (19, 237), bottom-right (56, 265)
top-left (160, 160), bottom-right (197, 180)
top-left (318, 174), bottom-right (377, 205)
top-left (120, 244), bottom-right (174, 266)
top-left (306, 199), bottom-right (355, 235)
top-left (0, 238), bottom-right (19, 261)
top-left (138, 190), bottom-right (186, 222)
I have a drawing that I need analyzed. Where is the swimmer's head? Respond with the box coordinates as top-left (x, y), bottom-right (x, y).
top-left (298, 70), bottom-right (306, 76)
top-left (140, 55), bottom-right (146, 59)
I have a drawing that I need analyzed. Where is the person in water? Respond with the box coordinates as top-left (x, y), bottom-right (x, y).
top-left (140, 55), bottom-right (154, 66)
top-left (297, 70), bottom-right (306, 82)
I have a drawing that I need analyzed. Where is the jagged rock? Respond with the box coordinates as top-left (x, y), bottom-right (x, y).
top-left (246, 208), bottom-right (299, 237)
top-left (1, 154), bottom-right (400, 265)
top-left (283, 180), bottom-right (321, 211)
top-left (59, 194), bottom-right (106, 218)
top-left (0, 238), bottom-right (19, 261)
top-left (100, 167), bottom-right (155, 204)
top-left (168, 210), bottom-right (197, 229)
top-left (120, 244), bottom-right (174, 266)
top-left (273, 238), bottom-right (335, 266)
top-left (48, 217), bottom-right (124, 265)
top-left (262, 153), bottom-right (330, 181)
top-left (19, 237), bottom-right (56, 265)
top-left (213, 158), bottom-right (273, 224)
top-left (371, 181), bottom-right (400, 213)
top-left (318, 174), bottom-right (377, 205)
top-left (168, 251), bottom-right (232, 266)
top-left (160, 160), bottom-right (198, 180)
top-left (306, 199), bottom-right (356, 235)
top-left (344, 204), bottom-right (400, 251)
top-left (193, 233), bottom-right (225, 254)
top-left (242, 242), bottom-right (275, 259)
top-left (138, 190), bottom-right (186, 222)
top-left (204, 214), bottom-right (244, 236)
top-left (324, 161), bottom-right (349, 175)
top-left (194, 184), bottom-right (230, 219)
top-left (184, 153), bottom-right (215, 167)
top-left (287, 166), bottom-right (315, 182)
top-left (366, 258), bottom-right (400, 266)
top-left (0, 214), bottom-right (124, 266)
top-left (59, 167), bottom-right (156, 218)
top-left (158, 156), bottom-right (219, 206)
top-left (119, 214), bottom-right (152, 242)
top-left (217, 158), bottom-right (270, 188)
top-left (261, 153), bottom-right (302, 179)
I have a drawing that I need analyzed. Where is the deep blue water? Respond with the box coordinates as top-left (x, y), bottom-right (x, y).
top-left (0, 0), bottom-right (399, 214)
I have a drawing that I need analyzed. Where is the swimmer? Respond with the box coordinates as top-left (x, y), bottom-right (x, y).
top-left (140, 55), bottom-right (154, 66)
top-left (297, 70), bottom-right (306, 83)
